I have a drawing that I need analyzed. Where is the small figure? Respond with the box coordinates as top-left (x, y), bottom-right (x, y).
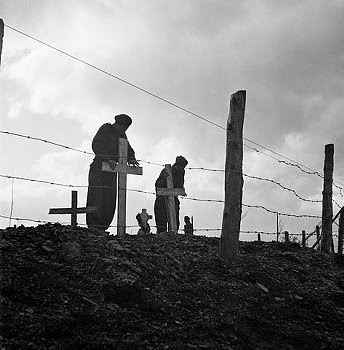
top-left (136, 209), bottom-right (152, 235)
top-left (184, 216), bottom-right (193, 235)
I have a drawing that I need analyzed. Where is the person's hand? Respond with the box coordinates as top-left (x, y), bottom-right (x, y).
top-left (128, 159), bottom-right (140, 167)
top-left (108, 160), bottom-right (117, 170)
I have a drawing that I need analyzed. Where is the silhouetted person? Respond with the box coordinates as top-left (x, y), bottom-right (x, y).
top-left (184, 215), bottom-right (193, 235)
top-left (86, 114), bottom-right (139, 231)
top-left (154, 156), bottom-right (188, 233)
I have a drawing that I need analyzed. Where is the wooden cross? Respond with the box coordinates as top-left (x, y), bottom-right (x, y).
top-left (49, 190), bottom-right (97, 227)
top-left (156, 164), bottom-right (186, 233)
top-left (102, 138), bottom-right (143, 236)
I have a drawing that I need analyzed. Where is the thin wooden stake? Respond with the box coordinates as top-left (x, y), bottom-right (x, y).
top-left (276, 213), bottom-right (279, 242)
top-left (320, 144), bottom-right (334, 253)
top-left (0, 19), bottom-right (4, 67)
top-left (338, 208), bottom-right (343, 255)
top-left (71, 191), bottom-right (77, 227)
top-left (220, 90), bottom-right (246, 260)
top-left (316, 225), bottom-right (320, 250)
top-left (284, 231), bottom-right (289, 243)
top-left (302, 230), bottom-right (306, 247)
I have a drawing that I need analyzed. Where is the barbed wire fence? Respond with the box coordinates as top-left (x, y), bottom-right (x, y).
top-left (1, 23), bottom-right (343, 250)
top-left (1, 131), bottom-right (343, 250)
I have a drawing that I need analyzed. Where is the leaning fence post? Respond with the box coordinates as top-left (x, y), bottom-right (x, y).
top-left (220, 90), bottom-right (246, 260)
top-left (338, 208), bottom-right (343, 255)
top-left (320, 144), bottom-right (334, 253)
top-left (284, 231), bottom-right (289, 243)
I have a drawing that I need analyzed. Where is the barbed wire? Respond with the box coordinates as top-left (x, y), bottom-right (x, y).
top-left (4, 24), bottom-right (225, 131)
top-left (4, 24), bottom-right (344, 193)
top-left (2, 130), bottom-right (344, 197)
top-left (3, 162), bottom-right (341, 207)
top-left (0, 173), bottom-right (326, 219)
top-left (0, 214), bottom-right (300, 236)
top-left (241, 204), bottom-right (321, 219)
top-left (0, 214), bottom-right (139, 229)
top-left (186, 167), bottom-right (324, 207)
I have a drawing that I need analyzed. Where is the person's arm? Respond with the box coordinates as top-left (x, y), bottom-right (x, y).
top-left (92, 124), bottom-right (111, 162)
top-left (173, 167), bottom-right (185, 188)
top-left (155, 169), bottom-right (167, 188)
top-left (127, 140), bottom-right (139, 166)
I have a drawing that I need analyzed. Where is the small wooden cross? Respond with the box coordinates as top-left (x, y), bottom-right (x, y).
top-left (156, 164), bottom-right (186, 233)
top-left (102, 138), bottom-right (143, 236)
top-left (49, 190), bottom-right (97, 227)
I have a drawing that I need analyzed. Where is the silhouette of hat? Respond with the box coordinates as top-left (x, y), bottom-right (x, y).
top-left (115, 114), bottom-right (132, 126)
top-left (175, 155), bottom-right (188, 166)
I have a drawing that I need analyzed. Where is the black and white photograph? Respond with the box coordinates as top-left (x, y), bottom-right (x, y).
top-left (1, 1), bottom-right (343, 349)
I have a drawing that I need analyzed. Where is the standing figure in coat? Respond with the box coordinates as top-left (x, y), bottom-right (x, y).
top-left (154, 156), bottom-right (188, 233)
top-left (86, 114), bottom-right (139, 230)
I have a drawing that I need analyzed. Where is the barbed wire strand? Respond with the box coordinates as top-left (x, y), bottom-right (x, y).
top-left (4, 24), bottom-right (344, 189)
top-left (0, 213), bottom-right (304, 236)
top-left (4, 24), bottom-right (224, 130)
top-left (0, 214), bottom-right (139, 229)
top-left (1, 130), bottom-right (344, 200)
top-left (0, 173), bottom-right (328, 205)
top-left (2, 129), bottom-right (344, 196)
top-left (0, 174), bottom-right (321, 219)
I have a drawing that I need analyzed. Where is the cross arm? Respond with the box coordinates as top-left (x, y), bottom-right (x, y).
top-left (156, 188), bottom-right (186, 196)
top-left (49, 206), bottom-right (98, 214)
top-left (102, 162), bottom-right (143, 175)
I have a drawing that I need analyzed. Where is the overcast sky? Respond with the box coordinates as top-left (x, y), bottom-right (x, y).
top-left (1, 0), bottom-right (343, 242)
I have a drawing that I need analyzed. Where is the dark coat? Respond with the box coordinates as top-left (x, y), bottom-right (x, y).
top-left (155, 164), bottom-right (185, 190)
top-left (92, 123), bottom-right (136, 163)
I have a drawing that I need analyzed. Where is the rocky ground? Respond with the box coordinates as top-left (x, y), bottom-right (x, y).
top-left (1, 223), bottom-right (344, 349)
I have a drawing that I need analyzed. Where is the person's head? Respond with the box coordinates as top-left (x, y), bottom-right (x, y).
top-left (184, 215), bottom-right (190, 223)
top-left (175, 155), bottom-right (188, 168)
top-left (113, 114), bottom-right (132, 133)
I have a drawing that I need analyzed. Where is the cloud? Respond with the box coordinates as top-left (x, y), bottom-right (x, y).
top-left (1, 0), bottom-right (343, 236)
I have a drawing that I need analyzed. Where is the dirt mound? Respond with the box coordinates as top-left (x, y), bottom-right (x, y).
top-left (1, 223), bottom-right (343, 349)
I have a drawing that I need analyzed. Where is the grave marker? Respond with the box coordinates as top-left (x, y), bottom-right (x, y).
top-left (102, 138), bottom-right (143, 236)
top-left (49, 190), bottom-right (97, 227)
top-left (156, 164), bottom-right (186, 233)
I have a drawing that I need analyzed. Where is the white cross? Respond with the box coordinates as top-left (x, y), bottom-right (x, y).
top-left (102, 138), bottom-right (143, 236)
top-left (156, 164), bottom-right (186, 233)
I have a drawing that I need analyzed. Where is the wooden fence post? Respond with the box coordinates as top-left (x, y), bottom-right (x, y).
top-left (0, 19), bottom-right (4, 67)
top-left (276, 213), bottom-right (279, 242)
top-left (220, 90), bottom-right (246, 260)
top-left (316, 225), bottom-right (320, 250)
top-left (302, 230), bottom-right (306, 247)
top-left (338, 208), bottom-right (343, 255)
top-left (284, 231), bottom-right (289, 243)
top-left (320, 144), bottom-right (334, 253)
